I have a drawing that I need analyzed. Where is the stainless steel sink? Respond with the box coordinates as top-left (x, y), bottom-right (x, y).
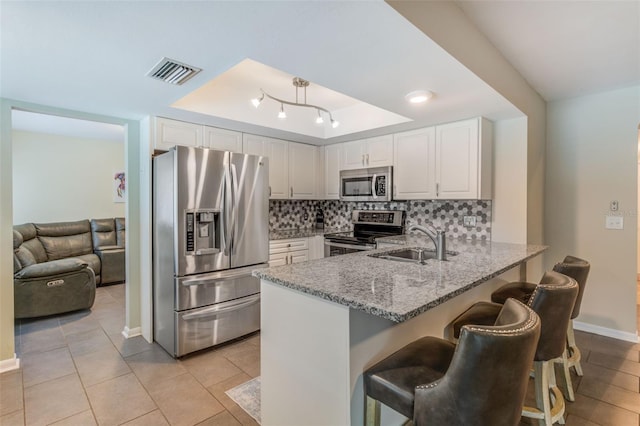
top-left (368, 247), bottom-right (456, 264)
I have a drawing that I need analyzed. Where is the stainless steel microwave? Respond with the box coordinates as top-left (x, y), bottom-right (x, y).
top-left (339, 166), bottom-right (392, 202)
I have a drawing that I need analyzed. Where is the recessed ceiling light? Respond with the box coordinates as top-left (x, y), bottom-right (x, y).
top-left (405, 90), bottom-right (434, 104)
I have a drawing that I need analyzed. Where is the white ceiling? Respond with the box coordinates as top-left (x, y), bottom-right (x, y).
top-left (2, 1), bottom-right (638, 144)
top-left (456, 0), bottom-right (640, 101)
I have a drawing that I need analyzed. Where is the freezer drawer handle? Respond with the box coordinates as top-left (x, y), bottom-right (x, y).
top-left (180, 264), bottom-right (269, 286)
top-left (181, 294), bottom-right (260, 320)
top-left (195, 248), bottom-right (220, 256)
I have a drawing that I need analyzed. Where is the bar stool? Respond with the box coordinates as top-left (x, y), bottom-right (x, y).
top-left (491, 256), bottom-right (590, 401)
top-left (552, 256), bottom-right (590, 401)
top-left (364, 299), bottom-right (540, 426)
top-left (452, 271), bottom-right (578, 426)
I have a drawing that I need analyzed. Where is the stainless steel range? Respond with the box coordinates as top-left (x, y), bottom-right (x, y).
top-left (324, 210), bottom-right (405, 257)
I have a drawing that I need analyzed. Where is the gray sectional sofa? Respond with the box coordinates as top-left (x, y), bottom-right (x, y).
top-left (13, 218), bottom-right (125, 319)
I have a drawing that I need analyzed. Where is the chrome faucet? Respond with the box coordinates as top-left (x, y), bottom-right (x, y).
top-left (408, 224), bottom-right (447, 261)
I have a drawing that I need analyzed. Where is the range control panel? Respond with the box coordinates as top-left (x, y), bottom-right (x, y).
top-left (353, 210), bottom-right (404, 227)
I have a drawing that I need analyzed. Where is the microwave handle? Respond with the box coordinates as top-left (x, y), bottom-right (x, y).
top-left (371, 174), bottom-right (377, 199)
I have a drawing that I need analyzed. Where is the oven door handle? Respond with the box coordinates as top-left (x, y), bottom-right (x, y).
top-left (324, 241), bottom-right (375, 251)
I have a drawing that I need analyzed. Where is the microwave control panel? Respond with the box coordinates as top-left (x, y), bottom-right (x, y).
top-left (375, 175), bottom-right (386, 196)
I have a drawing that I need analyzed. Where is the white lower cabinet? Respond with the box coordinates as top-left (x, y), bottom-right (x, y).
top-left (308, 235), bottom-right (325, 260)
top-left (269, 238), bottom-right (309, 266)
top-left (269, 236), bottom-right (324, 266)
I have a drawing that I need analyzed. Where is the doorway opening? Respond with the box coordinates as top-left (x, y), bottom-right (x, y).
top-left (11, 108), bottom-right (128, 333)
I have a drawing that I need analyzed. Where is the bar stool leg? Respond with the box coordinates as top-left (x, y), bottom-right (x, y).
top-left (557, 348), bottom-right (576, 402)
top-left (365, 396), bottom-right (381, 426)
top-left (566, 323), bottom-right (583, 376)
top-left (523, 360), bottom-right (566, 426)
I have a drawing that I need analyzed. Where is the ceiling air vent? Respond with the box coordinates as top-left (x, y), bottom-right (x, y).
top-left (146, 57), bottom-right (201, 85)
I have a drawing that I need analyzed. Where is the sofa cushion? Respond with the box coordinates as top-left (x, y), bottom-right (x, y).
top-left (115, 217), bottom-right (125, 247)
top-left (91, 218), bottom-right (117, 248)
top-left (77, 253), bottom-right (101, 276)
top-left (14, 258), bottom-right (88, 279)
top-left (36, 220), bottom-right (93, 261)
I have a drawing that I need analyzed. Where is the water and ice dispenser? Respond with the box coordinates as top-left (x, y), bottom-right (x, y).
top-left (185, 209), bottom-right (221, 255)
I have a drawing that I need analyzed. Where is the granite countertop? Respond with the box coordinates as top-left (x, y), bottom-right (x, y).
top-left (254, 235), bottom-right (547, 323)
top-left (269, 226), bottom-right (352, 240)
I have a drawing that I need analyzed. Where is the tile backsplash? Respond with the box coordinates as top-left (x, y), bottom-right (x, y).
top-left (270, 199), bottom-right (492, 240)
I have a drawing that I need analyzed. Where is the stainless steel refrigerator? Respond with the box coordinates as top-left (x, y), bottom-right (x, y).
top-left (153, 146), bottom-right (269, 357)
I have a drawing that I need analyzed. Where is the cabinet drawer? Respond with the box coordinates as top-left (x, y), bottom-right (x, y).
top-left (269, 238), bottom-right (309, 254)
top-left (269, 250), bottom-right (308, 266)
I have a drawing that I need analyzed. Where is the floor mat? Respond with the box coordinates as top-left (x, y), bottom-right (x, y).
top-left (225, 376), bottom-right (261, 424)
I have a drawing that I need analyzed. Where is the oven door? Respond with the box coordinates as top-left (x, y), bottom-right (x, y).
top-left (324, 240), bottom-right (375, 257)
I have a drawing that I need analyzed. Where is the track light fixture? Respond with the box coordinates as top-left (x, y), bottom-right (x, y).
top-left (251, 77), bottom-right (340, 128)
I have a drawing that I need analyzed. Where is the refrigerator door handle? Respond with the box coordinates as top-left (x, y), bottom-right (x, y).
top-left (222, 167), bottom-right (232, 256)
top-left (181, 294), bottom-right (260, 320)
top-left (230, 163), bottom-right (239, 250)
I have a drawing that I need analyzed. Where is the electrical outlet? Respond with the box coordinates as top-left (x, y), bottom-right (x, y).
top-left (463, 216), bottom-right (476, 227)
top-left (303, 213), bottom-right (309, 221)
top-left (610, 200), bottom-right (619, 211)
top-left (605, 215), bottom-right (623, 229)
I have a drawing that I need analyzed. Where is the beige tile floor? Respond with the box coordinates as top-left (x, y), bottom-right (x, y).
top-left (1, 282), bottom-right (639, 425)
top-left (1, 284), bottom-right (259, 426)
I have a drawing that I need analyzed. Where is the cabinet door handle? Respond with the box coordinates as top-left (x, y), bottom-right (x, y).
top-left (366, 154), bottom-right (369, 165)
top-left (362, 154), bottom-right (365, 166)
top-left (269, 186), bottom-right (272, 196)
top-left (290, 187), bottom-right (293, 197)
top-left (436, 182), bottom-right (439, 197)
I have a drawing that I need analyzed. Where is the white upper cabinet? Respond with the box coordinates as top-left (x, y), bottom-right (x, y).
top-left (203, 126), bottom-right (242, 152)
top-left (242, 133), bottom-right (268, 157)
top-left (242, 134), bottom-right (288, 199)
top-left (366, 135), bottom-right (394, 168)
top-left (341, 135), bottom-right (393, 170)
top-left (153, 117), bottom-right (202, 151)
top-left (324, 144), bottom-right (342, 199)
top-left (393, 127), bottom-right (436, 200)
top-left (435, 118), bottom-right (492, 200)
top-left (394, 118), bottom-right (492, 200)
top-left (266, 138), bottom-right (289, 199)
top-left (289, 142), bottom-right (318, 199)
top-left (342, 139), bottom-right (366, 169)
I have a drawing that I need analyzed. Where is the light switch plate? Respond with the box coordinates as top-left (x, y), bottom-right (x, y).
top-left (605, 215), bottom-right (623, 230)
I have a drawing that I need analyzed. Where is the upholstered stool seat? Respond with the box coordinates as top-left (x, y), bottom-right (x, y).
top-left (364, 299), bottom-right (541, 426)
top-left (452, 271), bottom-right (579, 426)
top-left (365, 337), bottom-right (455, 419)
top-left (491, 281), bottom-right (537, 304)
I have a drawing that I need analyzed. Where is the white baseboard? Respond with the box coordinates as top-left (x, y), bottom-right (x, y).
top-left (121, 326), bottom-right (142, 339)
top-left (573, 320), bottom-right (640, 343)
top-left (0, 354), bottom-right (20, 373)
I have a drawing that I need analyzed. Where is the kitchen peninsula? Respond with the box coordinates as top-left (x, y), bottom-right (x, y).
top-left (254, 236), bottom-right (547, 426)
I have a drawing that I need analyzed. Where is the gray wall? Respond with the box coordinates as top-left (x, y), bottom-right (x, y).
top-left (546, 85), bottom-right (640, 336)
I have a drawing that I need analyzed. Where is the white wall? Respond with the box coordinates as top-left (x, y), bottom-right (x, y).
top-left (546, 85), bottom-right (640, 337)
top-left (492, 117), bottom-right (528, 244)
top-left (12, 130), bottom-right (125, 223)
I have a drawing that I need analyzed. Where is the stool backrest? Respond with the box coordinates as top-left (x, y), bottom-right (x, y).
top-left (529, 270), bottom-right (578, 361)
top-left (414, 299), bottom-right (540, 426)
top-left (553, 255), bottom-right (590, 319)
